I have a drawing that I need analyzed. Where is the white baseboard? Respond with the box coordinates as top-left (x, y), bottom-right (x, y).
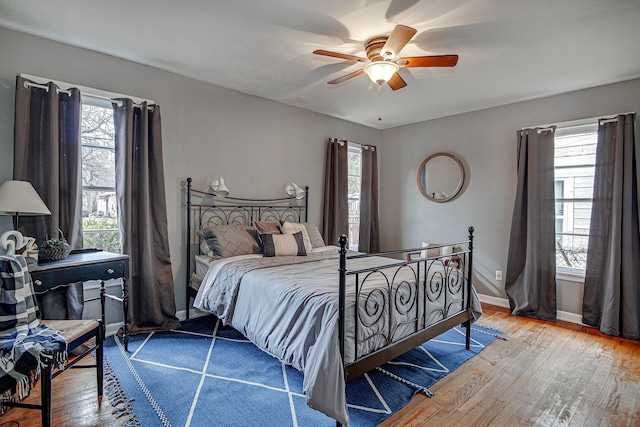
top-left (556, 310), bottom-right (585, 325)
top-left (105, 322), bottom-right (123, 337)
top-left (477, 294), bottom-right (510, 309)
top-left (477, 294), bottom-right (586, 326)
top-left (104, 308), bottom-right (209, 337)
top-left (175, 308), bottom-right (210, 321)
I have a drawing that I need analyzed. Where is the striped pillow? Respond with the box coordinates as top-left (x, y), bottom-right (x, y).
top-left (261, 231), bottom-right (307, 257)
top-left (281, 221), bottom-right (313, 253)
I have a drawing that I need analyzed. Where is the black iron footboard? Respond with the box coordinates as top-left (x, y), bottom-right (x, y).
top-left (337, 227), bottom-right (475, 382)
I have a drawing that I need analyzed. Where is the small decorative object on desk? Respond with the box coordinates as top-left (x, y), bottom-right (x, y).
top-left (39, 229), bottom-right (72, 262)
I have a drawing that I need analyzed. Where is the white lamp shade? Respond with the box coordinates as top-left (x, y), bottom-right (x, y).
top-left (211, 177), bottom-right (229, 197)
top-left (286, 183), bottom-right (305, 200)
top-left (363, 61), bottom-right (399, 85)
top-left (0, 180), bottom-right (51, 216)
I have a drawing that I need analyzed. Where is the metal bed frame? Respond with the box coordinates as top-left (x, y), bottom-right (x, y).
top-left (337, 232), bottom-right (474, 384)
top-left (185, 177), bottom-right (308, 314)
top-left (184, 177), bottom-right (475, 425)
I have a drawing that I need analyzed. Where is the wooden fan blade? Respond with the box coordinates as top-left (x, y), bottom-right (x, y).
top-left (313, 50), bottom-right (368, 63)
top-left (398, 55), bottom-right (459, 68)
top-left (387, 72), bottom-right (407, 90)
top-left (328, 69), bottom-right (364, 85)
top-left (381, 25), bottom-right (417, 59)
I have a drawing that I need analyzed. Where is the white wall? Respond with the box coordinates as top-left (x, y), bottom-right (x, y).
top-left (379, 78), bottom-right (640, 315)
top-left (0, 27), bottom-right (380, 316)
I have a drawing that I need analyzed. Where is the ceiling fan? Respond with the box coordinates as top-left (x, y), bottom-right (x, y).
top-left (313, 25), bottom-right (458, 90)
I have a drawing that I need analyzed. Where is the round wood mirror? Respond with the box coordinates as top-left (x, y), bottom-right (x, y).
top-left (417, 152), bottom-right (465, 202)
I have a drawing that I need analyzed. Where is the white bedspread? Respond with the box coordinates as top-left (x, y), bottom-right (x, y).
top-left (193, 246), bottom-right (479, 425)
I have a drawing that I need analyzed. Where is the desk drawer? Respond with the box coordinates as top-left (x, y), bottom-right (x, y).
top-left (32, 260), bottom-right (126, 292)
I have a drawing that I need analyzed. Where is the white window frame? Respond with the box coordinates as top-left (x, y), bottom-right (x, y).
top-left (553, 122), bottom-right (598, 282)
top-left (347, 143), bottom-right (361, 250)
top-left (80, 96), bottom-right (120, 251)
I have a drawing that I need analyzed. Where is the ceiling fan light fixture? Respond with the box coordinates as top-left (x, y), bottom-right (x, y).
top-left (363, 61), bottom-right (399, 85)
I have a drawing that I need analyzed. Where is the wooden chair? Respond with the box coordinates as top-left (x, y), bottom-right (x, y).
top-left (0, 254), bottom-right (104, 427)
top-left (1, 319), bottom-right (103, 427)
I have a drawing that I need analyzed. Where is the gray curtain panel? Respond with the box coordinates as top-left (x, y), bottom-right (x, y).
top-left (322, 138), bottom-right (348, 247)
top-left (583, 113), bottom-right (639, 339)
top-left (358, 145), bottom-right (380, 253)
top-left (505, 127), bottom-right (557, 321)
top-left (113, 99), bottom-right (180, 334)
top-left (13, 76), bottom-right (84, 319)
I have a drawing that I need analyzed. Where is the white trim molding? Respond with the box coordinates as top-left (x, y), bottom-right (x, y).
top-left (105, 309), bottom-right (208, 336)
top-left (176, 308), bottom-right (210, 321)
top-left (477, 294), bottom-right (586, 326)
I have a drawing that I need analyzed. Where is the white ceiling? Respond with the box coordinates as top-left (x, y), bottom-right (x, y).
top-left (1, 0), bottom-right (640, 130)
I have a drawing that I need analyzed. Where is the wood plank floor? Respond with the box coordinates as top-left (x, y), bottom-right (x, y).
top-left (2, 304), bottom-right (638, 426)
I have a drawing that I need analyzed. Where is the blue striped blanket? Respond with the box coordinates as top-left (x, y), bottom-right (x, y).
top-left (0, 255), bottom-right (67, 411)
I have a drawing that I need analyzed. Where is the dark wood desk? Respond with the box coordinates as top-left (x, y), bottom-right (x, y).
top-left (31, 251), bottom-right (130, 351)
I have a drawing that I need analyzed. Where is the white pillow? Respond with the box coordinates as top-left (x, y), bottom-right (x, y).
top-left (420, 242), bottom-right (453, 260)
top-left (281, 221), bottom-right (313, 254)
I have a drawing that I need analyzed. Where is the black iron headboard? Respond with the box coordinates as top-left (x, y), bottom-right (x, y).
top-left (185, 177), bottom-right (309, 312)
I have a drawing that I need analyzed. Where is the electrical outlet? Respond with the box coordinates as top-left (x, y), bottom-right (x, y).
top-left (496, 270), bottom-right (503, 281)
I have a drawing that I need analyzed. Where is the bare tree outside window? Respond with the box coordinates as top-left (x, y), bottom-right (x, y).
top-left (81, 102), bottom-right (120, 252)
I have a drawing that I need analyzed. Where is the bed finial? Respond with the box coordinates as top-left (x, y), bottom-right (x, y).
top-left (468, 226), bottom-right (474, 236)
top-left (304, 186), bottom-right (309, 222)
top-left (338, 234), bottom-right (347, 249)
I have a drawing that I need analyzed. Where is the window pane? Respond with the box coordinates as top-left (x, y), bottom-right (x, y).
top-left (82, 145), bottom-right (115, 188)
top-left (554, 124), bottom-right (597, 272)
top-left (555, 200), bottom-right (589, 269)
top-left (82, 189), bottom-right (117, 219)
top-left (82, 104), bottom-right (115, 188)
top-left (348, 144), bottom-right (361, 250)
top-left (83, 229), bottom-right (121, 253)
top-left (82, 189), bottom-right (119, 251)
top-left (348, 151), bottom-right (361, 176)
top-left (81, 102), bottom-right (119, 252)
top-left (82, 104), bottom-right (115, 148)
top-left (348, 197), bottom-right (359, 249)
top-left (554, 181), bottom-right (564, 215)
top-left (348, 175), bottom-right (361, 195)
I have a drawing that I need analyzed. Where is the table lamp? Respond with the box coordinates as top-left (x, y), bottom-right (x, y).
top-left (0, 180), bottom-right (51, 256)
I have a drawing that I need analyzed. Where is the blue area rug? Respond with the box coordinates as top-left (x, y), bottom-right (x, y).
top-left (104, 316), bottom-right (503, 427)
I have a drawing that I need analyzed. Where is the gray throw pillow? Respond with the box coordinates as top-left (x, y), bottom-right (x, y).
top-left (197, 224), bottom-right (260, 258)
top-left (303, 223), bottom-right (325, 248)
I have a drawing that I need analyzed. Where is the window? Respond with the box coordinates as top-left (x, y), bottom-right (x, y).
top-left (347, 143), bottom-right (361, 250)
top-left (554, 123), bottom-right (597, 274)
top-left (81, 98), bottom-right (121, 252)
